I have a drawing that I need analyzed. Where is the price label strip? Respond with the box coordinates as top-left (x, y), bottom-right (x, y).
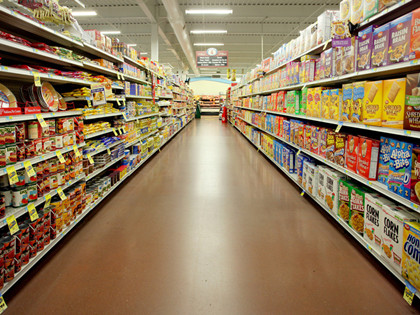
top-left (73, 145), bottom-right (81, 157)
top-left (112, 128), bottom-right (118, 136)
top-left (27, 203), bottom-right (39, 222)
top-left (44, 193), bottom-right (52, 209)
top-left (33, 71), bottom-right (41, 87)
top-left (122, 113), bottom-right (127, 120)
top-left (6, 165), bottom-right (18, 185)
top-left (403, 281), bottom-right (417, 305)
top-left (300, 191), bottom-right (305, 196)
top-left (56, 150), bottom-right (66, 163)
top-left (117, 72), bottom-right (121, 80)
top-left (0, 294), bottom-right (7, 313)
top-left (87, 153), bottom-right (94, 165)
top-left (6, 215), bottom-right (19, 235)
top-left (23, 160), bottom-right (36, 178)
top-left (36, 114), bottom-right (48, 128)
top-left (57, 187), bottom-right (67, 200)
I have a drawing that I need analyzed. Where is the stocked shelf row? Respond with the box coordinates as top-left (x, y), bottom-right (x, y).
top-left (89, 140), bottom-right (124, 157)
top-left (0, 110), bottom-right (82, 124)
top-left (124, 130), bottom-right (159, 148)
top-left (85, 156), bottom-right (125, 181)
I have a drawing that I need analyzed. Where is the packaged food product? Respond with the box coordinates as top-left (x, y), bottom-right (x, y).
top-left (405, 73), bottom-right (420, 131)
top-left (338, 179), bottom-right (355, 221)
top-left (382, 205), bottom-right (418, 273)
top-left (402, 221), bottom-right (420, 291)
top-left (409, 8), bottom-right (420, 61)
top-left (297, 155), bottom-right (310, 184)
top-left (317, 166), bottom-right (328, 205)
top-left (334, 133), bottom-right (346, 167)
top-left (5, 144), bottom-right (16, 165)
top-left (304, 125), bottom-right (312, 151)
top-left (340, 0), bottom-right (351, 21)
top-left (379, 0), bottom-right (399, 13)
top-left (4, 125), bottom-right (15, 144)
top-left (300, 88), bottom-right (307, 115)
top-left (306, 88), bottom-right (315, 117)
top-left (382, 78), bottom-right (406, 129)
top-left (378, 136), bottom-right (391, 185)
top-left (341, 83), bottom-right (353, 121)
top-left (321, 89), bottom-right (330, 119)
top-left (15, 123), bottom-right (25, 142)
top-left (388, 12), bottom-right (412, 65)
top-left (364, 0), bottom-right (379, 20)
top-left (350, 0), bottom-right (363, 24)
top-left (357, 136), bottom-right (380, 180)
top-left (342, 37), bottom-right (356, 74)
top-left (352, 81), bottom-right (365, 123)
top-left (324, 48), bottom-right (333, 78)
top-left (326, 169), bottom-right (345, 214)
top-left (310, 126), bottom-right (320, 155)
top-left (372, 23), bottom-right (390, 67)
top-left (329, 89), bottom-right (342, 120)
top-left (362, 80), bottom-right (383, 126)
top-left (312, 87), bottom-right (324, 118)
top-left (411, 146), bottom-right (420, 206)
top-left (326, 130), bottom-right (336, 162)
top-left (319, 128), bottom-right (327, 158)
top-left (333, 47), bottom-right (344, 77)
top-left (357, 25), bottom-right (375, 71)
top-left (349, 186), bottom-right (376, 234)
top-left (12, 187), bottom-right (28, 207)
top-left (332, 20), bottom-right (351, 39)
top-left (345, 135), bottom-right (359, 173)
top-left (306, 163), bottom-right (318, 196)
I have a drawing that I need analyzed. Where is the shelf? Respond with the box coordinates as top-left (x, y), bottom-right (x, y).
top-left (81, 43), bottom-right (123, 64)
top-left (232, 122), bottom-right (420, 299)
top-left (112, 86), bottom-right (124, 90)
top-left (83, 112), bottom-right (123, 120)
top-left (124, 113), bottom-right (159, 121)
top-left (174, 100), bottom-right (186, 103)
top-left (87, 140), bottom-right (124, 157)
top-left (0, 142), bottom-right (85, 177)
top-left (236, 116), bottom-right (420, 213)
top-left (125, 95), bottom-right (153, 100)
top-left (158, 96), bottom-right (173, 99)
top-left (122, 74), bottom-right (151, 85)
top-left (2, 174), bottom-right (85, 229)
top-left (85, 128), bottom-right (115, 139)
top-left (0, 110), bottom-right (82, 124)
top-left (124, 130), bottom-right (159, 148)
top-left (85, 155), bottom-right (125, 181)
top-left (123, 56), bottom-right (148, 71)
top-left (158, 103), bottom-right (171, 107)
top-left (82, 62), bottom-right (120, 77)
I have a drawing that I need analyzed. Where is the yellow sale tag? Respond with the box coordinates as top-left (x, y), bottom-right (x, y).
top-left (122, 99), bottom-right (126, 106)
top-left (112, 128), bottom-right (118, 136)
top-left (122, 113), bottom-right (127, 120)
top-left (6, 215), bottom-right (19, 235)
top-left (403, 287), bottom-right (415, 305)
top-left (116, 99), bottom-right (121, 106)
top-left (23, 161), bottom-right (36, 178)
top-left (44, 193), bottom-right (52, 209)
top-left (121, 74), bottom-right (125, 80)
top-left (335, 124), bottom-right (342, 133)
top-left (118, 128), bottom-right (123, 135)
top-left (107, 148), bottom-right (111, 155)
top-left (36, 114), bottom-right (47, 128)
top-left (56, 150), bottom-right (66, 163)
top-left (6, 166), bottom-right (18, 185)
top-left (122, 127), bottom-right (126, 133)
top-left (33, 71), bottom-right (41, 87)
top-left (87, 99), bottom-right (92, 107)
top-left (57, 187), bottom-right (66, 200)
top-left (87, 153), bottom-right (94, 165)
top-left (117, 72), bottom-right (121, 80)
top-left (0, 295), bottom-right (7, 313)
top-left (27, 203), bottom-right (39, 222)
top-left (296, 150), bottom-right (301, 156)
top-left (300, 191), bottom-right (305, 196)
top-left (73, 145), bottom-right (81, 157)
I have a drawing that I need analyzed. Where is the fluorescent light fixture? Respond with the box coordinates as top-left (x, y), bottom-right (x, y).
top-left (127, 44), bottom-right (137, 47)
top-left (186, 9), bottom-right (232, 15)
top-left (190, 30), bottom-right (227, 34)
top-left (256, 64), bottom-right (260, 67)
top-left (74, 0), bottom-right (85, 8)
top-left (72, 11), bottom-right (97, 16)
top-left (101, 31), bottom-right (121, 35)
top-left (193, 43), bottom-right (224, 46)
top-left (140, 52), bottom-right (148, 55)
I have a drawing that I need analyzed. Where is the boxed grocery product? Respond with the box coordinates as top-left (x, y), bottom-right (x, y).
top-left (302, 161), bottom-right (309, 190)
top-left (340, 0), bottom-right (351, 21)
top-left (304, 125), bottom-right (312, 151)
top-left (324, 48), bottom-right (333, 78)
top-left (372, 23), bottom-right (390, 68)
top-left (298, 123), bottom-right (305, 147)
top-left (310, 126), bottom-right (320, 155)
top-left (350, 0), bottom-right (364, 24)
top-left (349, 186), bottom-right (377, 234)
top-left (333, 47), bottom-right (344, 77)
top-left (382, 205), bottom-right (418, 273)
top-left (409, 8), bottom-right (420, 61)
top-left (411, 146), bottom-right (420, 205)
top-left (326, 130), bottom-right (336, 162)
top-left (334, 133), bottom-right (346, 167)
top-left (378, 136), bottom-right (392, 185)
top-left (338, 179), bottom-right (355, 221)
top-left (345, 134), bottom-right (359, 173)
top-left (317, 10), bottom-right (339, 45)
top-left (282, 120), bottom-right (290, 142)
top-left (284, 147), bottom-right (296, 174)
top-left (277, 91), bottom-right (286, 112)
top-left (364, 0), bottom-right (379, 21)
top-left (306, 163), bottom-right (319, 196)
top-left (357, 136), bottom-right (380, 180)
top-left (300, 88), bottom-right (308, 115)
top-left (306, 88), bottom-right (315, 117)
top-left (382, 78), bottom-right (406, 129)
top-left (317, 166), bottom-right (328, 205)
top-left (321, 89), bottom-right (330, 119)
top-left (388, 12), bottom-right (412, 65)
top-left (313, 87), bottom-right (325, 118)
top-left (357, 25), bottom-right (375, 71)
top-left (364, 194), bottom-right (394, 253)
top-left (341, 83), bottom-right (353, 121)
top-left (319, 128), bottom-right (328, 158)
top-left (405, 73), bottom-right (420, 131)
top-left (342, 37), bottom-right (356, 74)
top-left (388, 139), bottom-right (414, 200)
top-left (379, 0), bottom-right (400, 13)
top-left (297, 154), bottom-right (310, 184)
top-left (402, 221), bottom-right (420, 291)
top-left (326, 169), bottom-right (345, 214)
top-left (352, 81), bottom-right (366, 123)
top-left (362, 80), bottom-right (383, 126)
top-left (329, 89), bottom-right (342, 120)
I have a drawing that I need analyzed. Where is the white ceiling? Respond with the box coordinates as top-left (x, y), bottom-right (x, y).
top-left (47, 0), bottom-right (342, 76)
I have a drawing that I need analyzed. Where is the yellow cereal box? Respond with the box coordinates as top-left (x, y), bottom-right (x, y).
top-left (382, 78), bottom-right (406, 129)
top-left (329, 89), bottom-right (342, 120)
top-left (352, 81), bottom-right (366, 124)
top-left (307, 88), bottom-right (315, 117)
top-left (321, 89), bottom-right (330, 119)
top-left (362, 80), bottom-right (383, 126)
top-left (341, 83), bottom-right (353, 122)
top-left (313, 87), bottom-right (325, 118)
top-left (402, 222), bottom-right (420, 291)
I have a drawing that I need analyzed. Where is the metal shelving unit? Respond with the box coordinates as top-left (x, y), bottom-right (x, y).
top-left (0, 110), bottom-right (82, 123)
top-left (85, 128), bottom-right (115, 139)
top-left (83, 113), bottom-right (123, 120)
top-left (125, 95), bottom-right (153, 100)
top-left (86, 155), bottom-right (125, 181)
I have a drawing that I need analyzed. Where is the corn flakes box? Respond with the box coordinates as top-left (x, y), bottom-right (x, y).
top-left (362, 80), bottom-right (383, 126)
top-left (378, 136), bottom-right (392, 185)
top-left (326, 169), bottom-right (345, 214)
top-left (321, 89), bottom-right (331, 119)
top-left (338, 179), bottom-right (355, 221)
top-left (349, 186), bottom-right (377, 234)
top-left (388, 139), bottom-right (414, 200)
top-left (382, 78), bottom-right (406, 129)
top-left (402, 221), bottom-right (420, 291)
top-left (317, 166), bottom-right (328, 205)
top-left (383, 205), bottom-right (418, 274)
top-left (364, 194), bottom-right (394, 254)
top-left (342, 83), bottom-right (353, 122)
top-left (329, 89), bottom-right (342, 120)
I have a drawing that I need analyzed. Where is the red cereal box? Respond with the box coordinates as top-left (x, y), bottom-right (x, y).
top-left (409, 8), bottom-right (420, 61)
top-left (326, 130), bottom-right (336, 163)
top-left (311, 126), bottom-right (320, 155)
top-left (304, 125), bottom-right (312, 151)
top-left (334, 133), bottom-right (346, 167)
top-left (319, 128), bottom-right (328, 158)
top-left (357, 137), bottom-right (380, 180)
top-left (345, 135), bottom-right (359, 173)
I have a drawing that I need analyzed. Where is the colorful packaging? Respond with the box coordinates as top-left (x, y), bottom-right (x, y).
top-left (319, 128), bottom-right (328, 158)
top-left (349, 186), bottom-right (375, 234)
top-left (326, 130), bottom-right (336, 162)
top-left (324, 48), bottom-right (333, 78)
top-left (382, 78), bottom-right (406, 129)
top-left (338, 179), bottom-right (354, 221)
top-left (388, 12), bottom-right (412, 65)
top-left (411, 146), bottom-right (420, 206)
top-left (352, 81), bottom-right (365, 123)
top-left (350, 0), bottom-right (363, 24)
top-left (372, 23), bottom-right (390, 68)
top-left (362, 80), bottom-right (383, 126)
top-left (329, 89), bottom-right (342, 120)
top-left (300, 88), bottom-right (308, 115)
top-left (379, 0), bottom-right (400, 13)
top-left (321, 89), bottom-right (331, 119)
top-left (409, 8), bottom-right (420, 61)
top-left (402, 222), bottom-right (420, 291)
top-left (306, 163), bottom-right (318, 196)
top-left (325, 169), bottom-right (345, 214)
top-left (334, 133), bottom-right (346, 167)
top-left (340, 0), bottom-right (351, 21)
top-left (313, 87), bottom-right (324, 118)
top-left (363, 0), bottom-right (379, 21)
top-left (405, 73), bottom-right (420, 131)
top-left (357, 136), bottom-right (380, 180)
top-left (317, 166), bottom-right (328, 205)
top-left (388, 139), bottom-right (414, 200)
top-left (378, 136), bottom-right (391, 185)
top-left (310, 126), bottom-right (320, 155)
top-left (345, 135), bottom-right (359, 173)
top-left (333, 47), bottom-right (344, 77)
top-left (297, 155), bottom-right (310, 184)
top-left (304, 125), bottom-right (312, 151)
top-left (341, 83), bottom-right (353, 122)
top-left (306, 88), bottom-right (315, 117)
top-left (357, 25), bottom-right (375, 71)
top-left (342, 37), bottom-right (356, 74)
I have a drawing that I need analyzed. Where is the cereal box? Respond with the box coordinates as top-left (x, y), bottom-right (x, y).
top-left (357, 136), bottom-right (380, 180)
top-left (340, 0), bottom-right (351, 21)
top-left (379, 0), bottom-right (400, 13)
top-left (363, 0), bottom-right (378, 21)
top-left (383, 205), bottom-right (418, 273)
top-left (405, 73), bottom-right (420, 131)
top-left (388, 139), bottom-right (413, 200)
top-left (312, 87), bottom-right (325, 118)
top-left (378, 136), bottom-right (392, 185)
top-left (372, 23), bottom-right (390, 68)
top-left (364, 194), bottom-right (394, 253)
top-left (329, 89), bottom-right (342, 120)
top-left (304, 125), bottom-right (312, 151)
top-left (300, 88), bottom-right (308, 115)
top-left (334, 133), bottom-right (346, 167)
top-left (324, 48), bottom-right (333, 78)
top-left (326, 130), bottom-right (336, 162)
top-left (297, 154), bottom-right (311, 184)
top-left (341, 83), bottom-right (353, 122)
top-left (411, 146), bottom-right (420, 206)
top-left (306, 163), bottom-right (319, 196)
top-left (317, 166), bottom-right (328, 205)
top-left (352, 81), bottom-right (365, 123)
top-left (388, 12), bottom-right (412, 65)
top-left (333, 47), bottom-right (344, 77)
top-left (409, 8), bottom-right (420, 61)
top-left (382, 78), bottom-right (406, 129)
top-left (306, 88), bottom-right (315, 117)
top-left (310, 126), bottom-right (320, 155)
top-left (350, 0), bottom-right (363, 25)
top-left (342, 36), bottom-right (356, 74)
top-left (357, 25), bottom-right (375, 71)
top-left (298, 123), bottom-right (305, 147)
top-left (345, 134), bottom-right (359, 173)
top-left (284, 147), bottom-right (297, 174)
top-left (349, 186), bottom-right (376, 234)
top-left (302, 161), bottom-right (309, 190)
top-left (319, 128), bottom-right (328, 158)
top-left (326, 169), bottom-right (345, 214)
top-left (282, 120), bottom-right (290, 142)
top-left (277, 91), bottom-right (286, 112)
top-left (321, 89), bottom-right (331, 119)
top-left (362, 80), bottom-right (383, 126)
top-left (338, 179), bottom-right (355, 221)
top-left (402, 221), bottom-right (420, 291)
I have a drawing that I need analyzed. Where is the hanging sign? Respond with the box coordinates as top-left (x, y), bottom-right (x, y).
top-left (196, 49), bottom-right (228, 67)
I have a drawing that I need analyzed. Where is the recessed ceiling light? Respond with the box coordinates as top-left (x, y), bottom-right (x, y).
top-left (101, 31), bottom-right (121, 35)
top-left (127, 44), bottom-right (137, 47)
top-left (72, 11), bottom-right (97, 16)
top-left (190, 30), bottom-right (227, 34)
top-left (186, 9), bottom-right (232, 15)
top-left (193, 43), bottom-right (224, 46)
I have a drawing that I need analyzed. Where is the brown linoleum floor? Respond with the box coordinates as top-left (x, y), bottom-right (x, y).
top-left (5, 117), bottom-right (420, 314)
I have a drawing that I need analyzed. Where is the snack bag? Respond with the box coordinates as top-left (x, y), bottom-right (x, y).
top-left (372, 23), bottom-right (390, 68)
top-left (345, 134), bottom-right (359, 173)
top-left (388, 12), bottom-right (412, 65)
top-left (378, 136), bottom-right (392, 185)
top-left (357, 136), bottom-right (380, 180)
top-left (405, 73), bottom-right (420, 131)
top-left (352, 81), bottom-right (365, 123)
top-left (388, 139), bottom-right (413, 200)
top-left (329, 88), bottom-right (342, 120)
top-left (382, 78), bottom-right (406, 129)
top-left (342, 83), bottom-right (353, 121)
top-left (409, 8), bottom-right (420, 61)
top-left (362, 80), bottom-right (383, 126)
top-left (402, 222), bottom-right (420, 291)
top-left (338, 179), bottom-right (355, 221)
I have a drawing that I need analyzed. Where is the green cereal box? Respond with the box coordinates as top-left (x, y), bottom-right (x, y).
top-left (338, 179), bottom-right (355, 221)
top-left (300, 87), bottom-right (308, 115)
top-left (349, 186), bottom-right (377, 234)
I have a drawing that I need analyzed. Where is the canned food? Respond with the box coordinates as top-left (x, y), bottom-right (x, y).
top-left (11, 169), bottom-right (25, 188)
top-left (27, 183), bottom-right (37, 202)
top-left (47, 119), bottom-right (56, 136)
top-left (0, 188), bottom-right (12, 207)
top-left (42, 137), bottom-right (52, 153)
top-left (12, 187), bottom-right (28, 207)
top-left (0, 126), bottom-right (5, 146)
top-left (16, 142), bottom-right (25, 162)
top-left (35, 162), bottom-right (43, 180)
top-left (24, 140), bottom-right (35, 158)
top-left (50, 135), bottom-right (56, 151)
top-left (56, 170), bottom-right (65, 187)
top-left (15, 123), bottom-right (25, 142)
top-left (55, 134), bottom-right (63, 149)
top-left (63, 133), bottom-right (69, 147)
top-left (49, 173), bottom-right (58, 190)
top-left (4, 125), bottom-right (16, 144)
top-left (44, 231), bottom-right (50, 246)
top-left (0, 147), bottom-right (6, 167)
top-left (0, 195), bottom-right (5, 219)
top-left (34, 138), bottom-right (42, 155)
top-left (29, 239), bottom-right (37, 259)
top-left (5, 144), bottom-right (17, 165)
top-left (43, 176), bottom-right (50, 194)
top-left (24, 169), bottom-right (37, 184)
top-left (49, 158), bottom-right (58, 174)
top-left (21, 246), bottom-right (30, 266)
top-left (14, 252), bottom-right (22, 273)
top-left (18, 223), bottom-right (29, 251)
top-left (4, 264), bottom-right (14, 282)
top-left (42, 160), bottom-right (50, 176)
top-left (27, 121), bottom-right (47, 139)
top-left (36, 178), bottom-right (44, 197)
top-left (2, 236), bottom-right (15, 268)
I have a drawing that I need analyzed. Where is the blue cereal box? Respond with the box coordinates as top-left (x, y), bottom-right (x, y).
top-left (378, 137), bottom-right (392, 185)
top-left (388, 139), bottom-right (413, 200)
top-left (282, 120), bottom-right (290, 142)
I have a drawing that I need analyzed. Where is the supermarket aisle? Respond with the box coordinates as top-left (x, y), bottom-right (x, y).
top-left (5, 118), bottom-right (419, 314)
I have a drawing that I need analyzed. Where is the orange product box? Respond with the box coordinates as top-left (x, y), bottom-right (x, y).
top-left (357, 136), bottom-right (380, 180)
top-left (329, 89), bottom-right (342, 121)
top-left (345, 134), bottom-right (359, 173)
top-left (298, 124), bottom-right (305, 148)
top-left (409, 8), bottom-right (420, 61)
top-left (362, 80), bottom-right (383, 126)
top-left (312, 87), bottom-right (325, 118)
top-left (304, 125), bottom-right (312, 151)
top-left (326, 130), bottom-right (336, 162)
top-left (306, 88), bottom-right (315, 117)
top-left (321, 89), bottom-right (331, 119)
top-left (311, 126), bottom-right (320, 155)
top-left (382, 78), bottom-right (406, 129)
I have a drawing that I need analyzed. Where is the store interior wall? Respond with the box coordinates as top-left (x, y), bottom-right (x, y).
top-left (190, 79), bottom-right (232, 96)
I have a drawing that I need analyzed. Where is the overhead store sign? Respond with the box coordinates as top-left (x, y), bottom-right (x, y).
top-left (196, 49), bottom-right (228, 67)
